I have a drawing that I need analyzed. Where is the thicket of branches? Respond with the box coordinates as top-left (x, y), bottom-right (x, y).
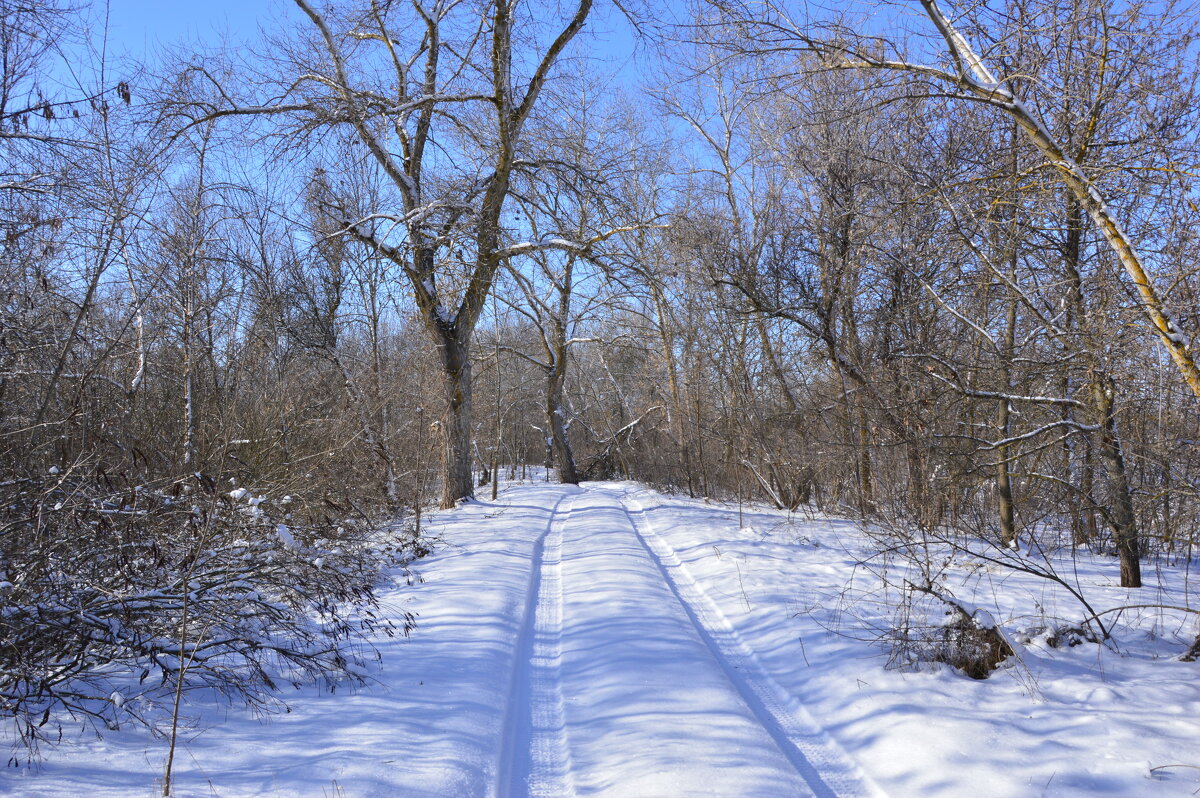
top-left (0, 0), bottom-right (428, 750)
top-left (4, 0), bottom-right (1200, 743)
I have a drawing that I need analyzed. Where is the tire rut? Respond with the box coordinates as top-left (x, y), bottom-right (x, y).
top-left (607, 485), bottom-right (886, 798)
top-left (496, 487), bottom-right (579, 798)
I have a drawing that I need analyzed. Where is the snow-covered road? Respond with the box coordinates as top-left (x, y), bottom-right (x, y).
top-left (500, 484), bottom-right (879, 798)
top-left (8, 478), bottom-right (1200, 797)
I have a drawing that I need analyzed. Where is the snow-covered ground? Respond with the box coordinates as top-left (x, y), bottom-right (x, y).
top-left (4, 479), bottom-right (1199, 797)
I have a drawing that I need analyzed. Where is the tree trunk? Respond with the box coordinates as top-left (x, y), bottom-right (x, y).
top-left (907, 441), bottom-right (932, 530)
top-left (1076, 438), bottom-right (1099, 545)
top-left (652, 281), bottom-right (694, 496)
top-left (182, 321), bottom-right (196, 470)
top-left (1060, 193), bottom-right (1139, 584)
top-left (182, 257), bottom-right (198, 471)
top-left (368, 283), bottom-right (400, 508)
top-left (547, 375), bottom-right (578, 485)
top-left (993, 129), bottom-right (1021, 547)
top-left (854, 401), bottom-right (874, 513)
top-left (1160, 453), bottom-right (1174, 551)
top-left (1089, 376), bottom-right (1141, 587)
top-left (546, 254), bottom-right (579, 485)
top-left (754, 312), bottom-right (797, 413)
top-left (438, 336), bottom-right (474, 508)
top-left (996, 396), bottom-right (1017, 547)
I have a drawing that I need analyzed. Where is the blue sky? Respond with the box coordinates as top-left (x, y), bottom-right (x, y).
top-left (104, 0), bottom-right (282, 57)
top-left (102, 0), bottom-right (649, 68)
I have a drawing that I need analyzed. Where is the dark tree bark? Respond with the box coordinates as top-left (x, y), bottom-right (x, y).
top-left (1089, 376), bottom-right (1142, 587)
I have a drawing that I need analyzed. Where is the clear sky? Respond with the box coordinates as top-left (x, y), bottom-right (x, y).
top-left (94, 0), bottom-right (657, 102)
top-left (103, 0), bottom-right (281, 58)
top-left (98, 0), bottom-right (650, 88)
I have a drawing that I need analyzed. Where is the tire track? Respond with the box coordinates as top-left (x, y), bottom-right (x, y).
top-left (496, 487), bottom-right (579, 798)
top-left (524, 491), bottom-right (578, 798)
top-left (607, 485), bottom-right (886, 798)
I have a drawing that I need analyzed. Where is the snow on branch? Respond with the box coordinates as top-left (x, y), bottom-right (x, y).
top-left (978, 419), bottom-right (1099, 450)
top-left (901, 352), bottom-right (1084, 408)
top-left (494, 224), bottom-right (662, 260)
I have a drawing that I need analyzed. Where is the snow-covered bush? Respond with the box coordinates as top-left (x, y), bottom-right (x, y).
top-left (888, 582), bottom-right (1015, 680)
top-left (0, 471), bottom-right (421, 750)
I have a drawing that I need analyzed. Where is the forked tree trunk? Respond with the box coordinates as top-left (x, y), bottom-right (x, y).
top-left (545, 258), bottom-right (579, 485)
top-left (293, 0), bottom-right (593, 510)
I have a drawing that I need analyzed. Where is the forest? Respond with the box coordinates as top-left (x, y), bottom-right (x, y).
top-left (3, 0), bottom-right (1200, 778)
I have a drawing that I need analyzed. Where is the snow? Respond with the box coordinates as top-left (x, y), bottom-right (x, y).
top-left (5, 479), bottom-right (1200, 797)
top-left (274, 523), bottom-right (298, 549)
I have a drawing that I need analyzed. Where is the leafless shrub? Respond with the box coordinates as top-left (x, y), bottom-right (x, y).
top-left (0, 469), bottom-right (421, 751)
top-left (886, 579), bottom-right (1015, 680)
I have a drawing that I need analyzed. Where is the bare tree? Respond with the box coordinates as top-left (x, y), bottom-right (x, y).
top-left (704, 0), bottom-right (1200, 402)
top-left (498, 74), bottom-right (644, 484)
top-left (173, 0), bottom-right (597, 505)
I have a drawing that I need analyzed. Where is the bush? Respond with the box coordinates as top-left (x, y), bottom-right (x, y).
top-left (888, 582), bottom-right (1014, 680)
top-left (0, 469), bottom-right (420, 749)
